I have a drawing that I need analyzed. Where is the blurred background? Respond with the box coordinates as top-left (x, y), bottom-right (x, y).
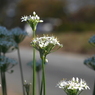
top-left (0, 0), bottom-right (95, 55)
top-left (1, 0), bottom-right (95, 95)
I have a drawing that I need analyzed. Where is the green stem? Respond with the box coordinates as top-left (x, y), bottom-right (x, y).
top-left (1, 68), bottom-right (7, 95)
top-left (32, 30), bottom-right (36, 95)
top-left (32, 48), bottom-right (36, 95)
top-left (40, 80), bottom-right (43, 95)
top-left (1, 53), bottom-right (7, 95)
top-left (37, 71), bottom-right (41, 94)
top-left (42, 55), bottom-right (46, 95)
top-left (26, 90), bottom-right (29, 95)
top-left (93, 79), bottom-right (95, 95)
top-left (17, 46), bottom-right (25, 95)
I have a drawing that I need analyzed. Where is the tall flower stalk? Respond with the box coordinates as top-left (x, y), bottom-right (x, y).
top-left (41, 55), bottom-right (46, 95)
top-left (27, 59), bottom-right (47, 94)
top-left (31, 35), bottom-right (63, 95)
top-left (11, 27), bottom-right (27, 95)
top-left (21, 11), bottom-right (43, 95)
top-left (0, 55), bottom-right (17, 95)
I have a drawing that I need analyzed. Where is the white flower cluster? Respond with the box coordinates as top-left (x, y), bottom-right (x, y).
top-left (57, 77), bottom-right (90, 92)
top-left (31, 35), bottom-right (63, 49)
top-left (21, 11), bottom-right (43, 22)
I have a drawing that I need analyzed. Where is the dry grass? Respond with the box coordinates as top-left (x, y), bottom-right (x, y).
top-left (20, 31), bottom-right (95, 55)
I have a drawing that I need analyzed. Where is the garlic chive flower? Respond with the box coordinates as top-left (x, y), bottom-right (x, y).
top-left (30, 35), bottom-right (63, 58)
top-left (89, 35), bottom-right (95, 46)
top-left (21, 11), bottom-right (43, 31)
top-left (84, 55), bottom-right (95, 70)
top-left (0, 37), bottom-right (18, 53)
top-left (0, 55), bottom-right (17, 72)
top-left (27, 59), bottom-right (47, 72)
top-left (57, 77), bottom-right (90, 95)
top-left (0, 26), bottom-right (12, 37)
top-left (11, 27), bottom-right (27, 44)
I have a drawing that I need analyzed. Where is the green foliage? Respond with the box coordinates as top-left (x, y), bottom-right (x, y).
top-left (57, 22), bottom-right (95, 32)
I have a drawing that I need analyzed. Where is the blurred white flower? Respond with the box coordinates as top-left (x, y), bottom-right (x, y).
top-left (57, 77), bottom-right (90, 95)
top-left (21, 16), bottom-right (28, 22)
top-left (24, 24), bottom-right (33, 36)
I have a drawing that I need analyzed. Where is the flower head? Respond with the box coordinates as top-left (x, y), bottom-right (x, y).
top-left (0, 55), bottom-right (17, 72)
top-left (21, 11), bottom-right (43, 31)
top-left (0, 26), bottom-right (12, 37)
top-left (57, 77), bottom-right (90, 95)
top-left (11, 27), bottom-right (27, 44)
top-left (27, 59), bottom-right (47, 72)
top-left (0, 37), bottom-right (18, 53)
top-left (89, 35), bottom-right (95, 46)
top-left (30, 35), bottom-right (63, 57)
top-left (84, 55), bottom-right (95, 70)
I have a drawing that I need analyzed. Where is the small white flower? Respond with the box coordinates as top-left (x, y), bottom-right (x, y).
top-left (39, 20), bottom-right (43, 22)
top-left (76, 77), bottom-right (79, 83)
top-left (45, 59), bottom-right (48, 63)
top-left (21, 16), bottom-right (28, 22)
top-left (33, 11), bottom-right (36, 15)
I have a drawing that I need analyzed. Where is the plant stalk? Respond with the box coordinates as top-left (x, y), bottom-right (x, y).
top-left (93, 79), bottom-right (95, 95)
top-left (0, 53), bottom-right (7, 95)
top-left (1, 67), bottom-right (7, 95)
top-left (42, 55), bottom-right (46, 95)
top-left (17, 46), bottom-right (25, 95)
top-left (32, 30), bottom-right (36, 95)
top-left (37, 71), bottom-right (41, 94)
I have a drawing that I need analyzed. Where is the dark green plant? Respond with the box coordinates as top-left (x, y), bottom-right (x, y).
top-left (84, 35), bottom-right (95, 95)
